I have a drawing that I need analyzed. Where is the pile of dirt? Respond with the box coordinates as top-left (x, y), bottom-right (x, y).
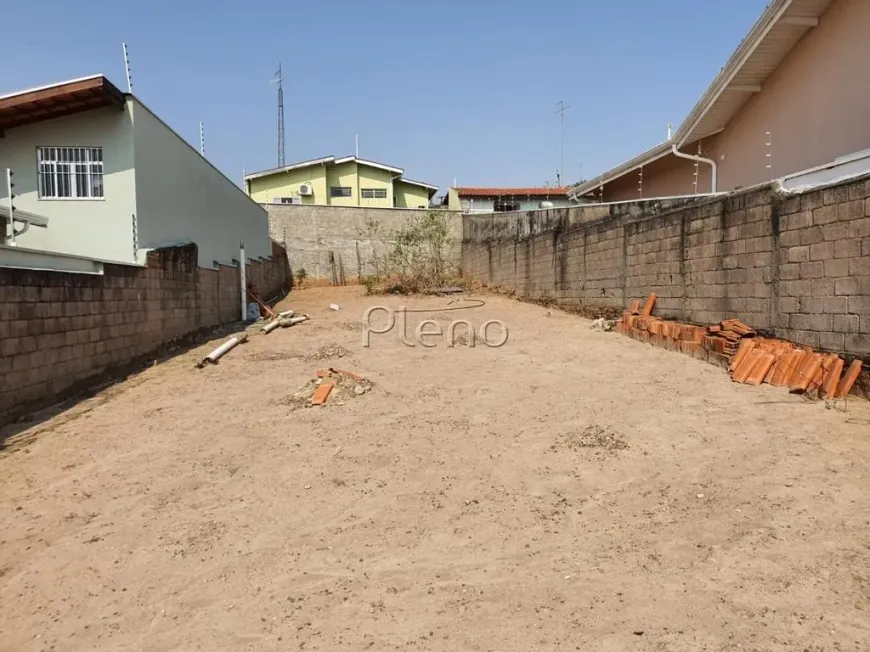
top-left (283, 370), bottom-right (373, 410)
top-left (305, 344), bottom-right (351, 361)
top-left (554, 424), bottom-right (628, 452)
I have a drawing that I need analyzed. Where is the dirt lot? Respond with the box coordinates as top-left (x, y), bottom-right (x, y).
top-left (2, 286), bottom-right (870, 652)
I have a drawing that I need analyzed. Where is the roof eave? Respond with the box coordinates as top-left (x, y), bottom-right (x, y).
top-left (0, 75), bottom-right (127, 132)
top-left (335, 156), bottom-right (404, 174)
top-left (674, 0), bottom-right (793, 145)
top-left (245, 156), bottom-right (336, 180)
top-left (397, 178), bottom-right (439, 192)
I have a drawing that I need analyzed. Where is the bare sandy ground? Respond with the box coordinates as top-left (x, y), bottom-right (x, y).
top-left (2, 286), bottom-right (869, 652)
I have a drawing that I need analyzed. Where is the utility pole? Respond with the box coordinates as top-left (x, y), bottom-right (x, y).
top-left (555, 100), bottom-right (570, 186)
top-left (275, 63), bottom-right (285, 167)
top-left (199, 121), bottom-right (205, 156)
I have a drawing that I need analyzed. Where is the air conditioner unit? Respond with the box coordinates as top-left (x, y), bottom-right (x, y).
top-left (299, 183), bottom-right (313, 196)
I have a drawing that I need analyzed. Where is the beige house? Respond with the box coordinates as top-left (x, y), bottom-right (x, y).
top-left (0, 75), bottom-right (272, 269)
top-left (570, 0), bottom-right (870, 202)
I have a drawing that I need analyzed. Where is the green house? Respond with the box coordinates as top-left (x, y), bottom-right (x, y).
top-left (245, 156), bottom-right (438, 209)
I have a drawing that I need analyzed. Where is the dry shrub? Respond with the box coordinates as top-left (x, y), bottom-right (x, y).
top-left (361, 212), bottom-right (459, 295)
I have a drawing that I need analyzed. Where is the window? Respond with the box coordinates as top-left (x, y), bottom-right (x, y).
top-left (272, 196), bottom-right (301, 204)
top-left (37, 147), bottom-right (104, 199)
top-left (494, 198), bottom-right (521, 212)
top-left (330, 186), bottom-right (352, 198)
top-left (361, 188), bottom-right (387, 199)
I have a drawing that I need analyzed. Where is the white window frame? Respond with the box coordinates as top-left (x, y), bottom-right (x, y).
top-left (273, 196), bottom-right (302, 205)
top-left (36, 146), bottom-right (105, 200)
top-left (361, 188), bottom-right (387, 199)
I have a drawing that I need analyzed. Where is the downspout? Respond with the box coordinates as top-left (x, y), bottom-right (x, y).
top-left (671, 143), bottom-right (718, 193)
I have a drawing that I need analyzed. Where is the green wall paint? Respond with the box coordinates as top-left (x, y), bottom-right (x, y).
top-left (247, 159), bottom-right (435, 208)
top-left (326, 162), bottom-right (359, 207)
top-left (394, 181), bottom-right (431, 209)
top-left (248, 166), bottom-right (327, 205)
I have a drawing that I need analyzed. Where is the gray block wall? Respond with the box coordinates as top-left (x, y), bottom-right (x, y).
top-left (265, 204), bottom-right (463, 282)
top-left (462, 176), bottom-right (870, 358)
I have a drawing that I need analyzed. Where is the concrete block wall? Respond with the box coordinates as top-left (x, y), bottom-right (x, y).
top-left (462, 175), bottom-right (870, 359)
top-left (0, 243), bottom-right (289, 425)
top-left (265, 203), bottom-right (463, 282)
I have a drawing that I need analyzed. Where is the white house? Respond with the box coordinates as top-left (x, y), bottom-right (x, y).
top-left (0, 75), bottom-right (272, 269)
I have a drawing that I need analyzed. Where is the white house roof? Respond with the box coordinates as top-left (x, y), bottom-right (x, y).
top-left (0, 74), bottom-right (106, 101)
top-left (568, 0), bottom-right (835, 199)
top-left (244, 156), bottom-right (336, 180)
top-left (245, 155), bottom-right (407, 180)
top-left (675, 0), bottom-right (834, 146)
top-left (0, 74), bottom-right (127, 133)
top-left (396, 177), bottom-right (439, 190)
top-left (245, 156), bottom-right (438, 192)
top-left (333, 156), bottom-right (404, 174)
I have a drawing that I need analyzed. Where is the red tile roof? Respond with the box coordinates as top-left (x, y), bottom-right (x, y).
top-left (455, 187), bottom-right (569, 198)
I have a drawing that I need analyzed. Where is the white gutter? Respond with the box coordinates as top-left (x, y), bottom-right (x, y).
top-left (671, 144), bottom-right (718, 193)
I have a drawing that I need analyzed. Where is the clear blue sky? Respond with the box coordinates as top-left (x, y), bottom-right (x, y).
top-left (7, 0), bottom-right (766, 195)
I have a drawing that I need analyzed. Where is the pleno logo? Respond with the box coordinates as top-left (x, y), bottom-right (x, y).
top-left (361, 306), bottom-right (509, 348)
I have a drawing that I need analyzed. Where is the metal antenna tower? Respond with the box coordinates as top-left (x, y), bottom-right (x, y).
top-left (555, 100), bottom-right (570, 185)
top-left (275, 63), bottom-right (285, 167)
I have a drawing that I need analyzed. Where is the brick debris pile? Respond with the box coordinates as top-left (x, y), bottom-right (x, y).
top-left (617, 293), bottom-right (863, 399)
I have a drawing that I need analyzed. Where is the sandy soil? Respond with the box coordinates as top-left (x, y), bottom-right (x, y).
top-left (2, 286), bottom-right (870, 652)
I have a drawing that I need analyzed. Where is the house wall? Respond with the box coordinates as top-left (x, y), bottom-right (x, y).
top-left (600, 151), bottom-right (713, 203)
top-left (357, 164), bottom-right (395, 209)
top-left (325, 161), bottom-right (359, 207)
top-left (131, 99), bottom-right (272, 268)
top-left (447, 187), bottom-right (462, 211)
top-left (0, 242), bottom-right (290, 427)
top-left (265, 203), bottom-right (463, 282)
top-left (0, 105), bottom-right (137, 263)
top-left (457, 196), bottom-right (574, 213)
top-left (462, 175), bottom-right (870, 360)
top-left (592, 0), bottom-right (870, 201)
top-left (247, 165), bottom-right (328, 205)
top-left (394, 181), bottom-right (431, 209)
top-left (705, 0), bottom-right (870, 192)
top-left (463, 198), bottom-right (496, 213)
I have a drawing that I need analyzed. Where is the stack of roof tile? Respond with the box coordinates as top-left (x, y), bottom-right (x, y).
top-left (728, 337), bottom-right (861, 398)
top-left (616, 294), bottom-right (864, 399)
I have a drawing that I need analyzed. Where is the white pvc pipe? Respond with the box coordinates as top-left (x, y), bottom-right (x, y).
top-left (239, 241), bottom-right (247, 321)
top-left (261, 320), bottom-right (281, 334)
top-left (199, 333), bottom-right (248, 367)
top-left (278, 310), bottom-right (295, 318)
top-left (672, 144), bottom-right (718, 193)
top-left (279, 314), bottom-right (309, 327)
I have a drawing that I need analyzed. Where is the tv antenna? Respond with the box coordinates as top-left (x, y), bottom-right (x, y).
top-left (555, 100), bottom-right (570, 186)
